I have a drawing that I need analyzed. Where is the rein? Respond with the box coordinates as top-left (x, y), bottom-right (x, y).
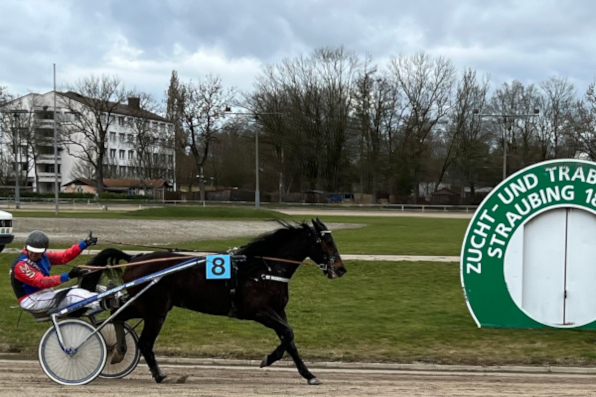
top-left (86, 227), bottom-right (333, 274)
top-left (102, 240), bottom-right (218, 254)
top-left (80, 254), bottom-right (318, 271)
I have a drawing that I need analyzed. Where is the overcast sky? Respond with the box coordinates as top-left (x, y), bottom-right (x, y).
top-left (1, 0), bottom-right (595, 104)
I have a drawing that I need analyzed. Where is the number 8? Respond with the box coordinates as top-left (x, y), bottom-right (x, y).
top-left (211, 258), bottom-right (225, 276)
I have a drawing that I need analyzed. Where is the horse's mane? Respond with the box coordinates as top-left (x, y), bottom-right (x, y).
top-left (237, 221), bottom-right (311, 257)
top-left (232, 221), bottom-right (311, 277)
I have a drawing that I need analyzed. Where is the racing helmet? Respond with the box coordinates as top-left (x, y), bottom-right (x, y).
top-left (26, 230), bottom-right (49, 253)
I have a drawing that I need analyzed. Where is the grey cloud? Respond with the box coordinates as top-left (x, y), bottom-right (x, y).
top-left (2, 0), bottom-right (596, 99)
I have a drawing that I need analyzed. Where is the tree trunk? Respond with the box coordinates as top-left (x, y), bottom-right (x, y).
top-left (96, 151), bottom-right (105, 193)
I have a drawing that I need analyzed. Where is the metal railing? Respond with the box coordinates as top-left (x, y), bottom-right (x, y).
top-left (0, 196), bottom-right (479, 213)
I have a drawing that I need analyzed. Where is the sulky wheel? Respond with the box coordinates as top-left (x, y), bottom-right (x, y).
top-left (99, 321), bottom-right (141, 379)
top-left (38, 319), bottom-right (107, 386)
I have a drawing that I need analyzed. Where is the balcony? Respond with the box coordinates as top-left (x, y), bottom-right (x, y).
top-left (37, 154), bottom-right (62, 164)
top-left (37, 172), bottom-right (62, 183)
top-left (36, 120), bottom-right (55, 129)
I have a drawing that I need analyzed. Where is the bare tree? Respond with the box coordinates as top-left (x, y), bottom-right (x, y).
top-left (0, 102), bottom-right (25, 190)
top-left (488, 80), bottom-right (542, 173)
top-left (568, 81), bottom-right (596, 160)
top-left (449, 70), bottom-right (492, 199)
top-left (352, 58), bottom-right (396, 202)
top-left (536, 77), bottom-right (576, 159)
top-left (59, 75), bottom-right (131, 193)
top-left (179, 75), bottom-right (235, 202)
top-left (69, 159), bottom-right (95, 180)
top-left (388, 51), bottom-right (456, 200)
top-left (249, 46), bottom-right (361, 193)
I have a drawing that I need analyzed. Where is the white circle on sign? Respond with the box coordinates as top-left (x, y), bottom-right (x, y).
top-left (504, 206), bottom-right (596, 328)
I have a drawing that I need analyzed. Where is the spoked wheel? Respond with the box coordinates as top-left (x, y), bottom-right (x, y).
top-left (38, 319), bottom-right (107, 386)
top-left (98, 321), bottom-right (141, 379)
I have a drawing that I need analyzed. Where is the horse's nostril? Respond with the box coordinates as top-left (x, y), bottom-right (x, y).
top-left (337, 267), bottom-right (347, 276)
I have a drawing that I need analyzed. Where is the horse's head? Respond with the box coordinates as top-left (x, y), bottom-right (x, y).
top-left (308, 218), bottom-right (347, 279)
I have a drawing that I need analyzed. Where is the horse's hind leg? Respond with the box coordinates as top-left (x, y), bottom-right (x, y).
top-left (255, 307), bottom-right (320, 385)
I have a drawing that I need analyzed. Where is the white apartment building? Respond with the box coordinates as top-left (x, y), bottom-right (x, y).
top-left (0, 91), bottom-right (175, 193)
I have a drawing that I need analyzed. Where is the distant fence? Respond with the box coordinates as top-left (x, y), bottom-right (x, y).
top-left (0, 197), bottom-right (478, 213)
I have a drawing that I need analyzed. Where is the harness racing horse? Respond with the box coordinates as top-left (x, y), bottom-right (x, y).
top-left (88, 218), bottom-right (346, 385)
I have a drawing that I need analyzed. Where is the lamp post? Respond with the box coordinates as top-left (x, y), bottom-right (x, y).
top-left (12, 113), bottom-right (21, 209)
top-left (473, 109), bottom-right (540, 180)
top-left (224, 107), bottom-right (283, 210)
top-left (53, 63), bottom-right (59, 215)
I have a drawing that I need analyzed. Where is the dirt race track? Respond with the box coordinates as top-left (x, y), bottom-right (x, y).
top-left (2, 360), bottom-right (596, 397)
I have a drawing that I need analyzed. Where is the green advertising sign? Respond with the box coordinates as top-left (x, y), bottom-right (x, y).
top-left (461, 159), bottom-right (596, 329)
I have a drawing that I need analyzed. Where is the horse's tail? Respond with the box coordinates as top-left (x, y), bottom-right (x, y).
top-left (79, 248), bottom-right (132, 292)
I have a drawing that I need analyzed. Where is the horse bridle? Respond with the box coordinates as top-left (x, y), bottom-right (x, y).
top-left (311, 227), bottom-right (337, 272)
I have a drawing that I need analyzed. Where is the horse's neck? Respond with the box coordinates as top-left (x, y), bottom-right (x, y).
top-left (262, 235), bottom-right (309, 279)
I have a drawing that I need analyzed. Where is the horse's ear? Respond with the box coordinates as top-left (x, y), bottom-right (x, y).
top-left (314, 217), bottom-right (327, 231)
top-left (311, 218), bottom-right (321, 232)
top-left (316, 218), bottom-right (328, 230)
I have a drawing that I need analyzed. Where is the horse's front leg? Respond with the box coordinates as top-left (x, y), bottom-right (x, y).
top-left (138, 315), bottom-right (168, 383)
top-left (254, 307), bottom-right (321, 385)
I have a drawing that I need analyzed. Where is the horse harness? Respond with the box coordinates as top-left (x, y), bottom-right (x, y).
top-left (226, 227), bottom-right (336, 317)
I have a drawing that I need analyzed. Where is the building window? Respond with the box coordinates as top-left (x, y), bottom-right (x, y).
top-left (64, 112), bottom-right (79, 122)
top-left (128, 150), bottom-right (134, 160)
top-left (110, 132), bottom-right (116, 142)
top-left (77, 187), bottom-right (83, 193)
top-left (119, 133), bottom-right (125, 142)
top-left (118, 116), bottom-right (124, 126)
top-left (110, 149), bottom-right (116, 158)
top-left (127, 134), bottom-right (134, 143)
top-left (168, 155), bottom-right (173, 164)
top-left (119, 150), bottom-right (125, 160)
top-left (153, 153), bottom-right (159, 163)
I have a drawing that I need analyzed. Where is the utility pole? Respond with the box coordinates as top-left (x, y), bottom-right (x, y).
top-left (473, 109), bottom-right (540, 180)
top-left (53, 64), bottom-right (59, 215)
top-left (224, 107), bottom-right (283, 210)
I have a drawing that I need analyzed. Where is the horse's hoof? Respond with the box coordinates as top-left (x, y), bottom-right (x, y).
top-left (110, 349), bottom-right (125, 365)
top-left (308, 377), bottom-right (322, 385)
top-left (154, 374), bottom-right (167, 383)
top-left (260, 355), bottom-right (269, 368)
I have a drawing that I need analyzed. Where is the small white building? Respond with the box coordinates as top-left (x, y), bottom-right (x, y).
top-left (0, 91), bottom-right (175, 193)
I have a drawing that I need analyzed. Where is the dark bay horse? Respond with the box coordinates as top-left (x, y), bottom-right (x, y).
top-left (88, 218), bottom-right (346, 385)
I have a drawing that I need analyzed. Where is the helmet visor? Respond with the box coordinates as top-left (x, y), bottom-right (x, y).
top-left (26, 245), bottom-right (46, 253)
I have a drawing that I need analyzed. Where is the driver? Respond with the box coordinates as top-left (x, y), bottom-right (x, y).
top-left (10, 230), bottom-right (100, 312)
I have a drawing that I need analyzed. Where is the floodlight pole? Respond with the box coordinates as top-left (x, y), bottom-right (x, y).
top-left (473, 109), bottom-right (540, 180)
top-left (224, 108), bottom-right (283, 210)
top-left (12, 113), bottom-right (21, 209)
top-left (53, 63), bottom-right (59, 215)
